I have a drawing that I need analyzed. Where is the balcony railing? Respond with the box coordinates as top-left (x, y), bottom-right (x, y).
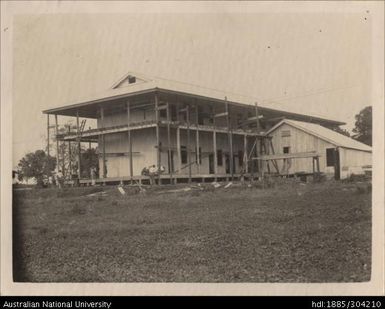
top-left (56, 119), bottom-right (263, 141)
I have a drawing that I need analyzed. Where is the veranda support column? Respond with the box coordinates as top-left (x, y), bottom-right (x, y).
top-left (100, 106), bottom-right (106, 179)
top-left (225, 99), bottom-right (233, 180)
top-left (166, 102), bottom-right (173, 184)
top-left (213, 107), bottom-right (218, 182)
top-left (68, 126), bottom-right (72, 178)
top-left (186, 104), bottom-right (191, 184)
top-left (88, 127), bottom-right (92, 150)
top-left (243, 134), bottom-right (248, 175)
top-left (255, 102), bottom-right (261, 178)
top-left (76, 111), bottom-right (82, 181)
top-left (155, 93), bottom-right (161, 184)
top-left (47, 114), bottom-right (50, 156)
top-left (254, 102), bottom-right (261, 133)
top-left (61, 138), bottom-right (65, 178)
top-left (176, 102), bottom-right (181, 182)
top-left (195, 103), bottom-right (200, 175)
top-left (127, 101), bottom-right (133, 183)
top-left (54, 114), bottom-right (60, 173)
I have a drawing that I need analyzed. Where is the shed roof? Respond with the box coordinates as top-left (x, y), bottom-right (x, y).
top-left (267, 119), bottom-right (372, 152)
top-left (43, 71), bottom-right (345, 126)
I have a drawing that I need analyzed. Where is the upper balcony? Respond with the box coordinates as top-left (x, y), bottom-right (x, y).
top-left (55, 119), bottom-right (265, 142)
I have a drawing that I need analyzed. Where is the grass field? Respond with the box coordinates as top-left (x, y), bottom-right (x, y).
top-left (12, 178), bottom-right (371, 282)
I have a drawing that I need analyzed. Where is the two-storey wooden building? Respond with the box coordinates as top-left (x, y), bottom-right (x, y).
top-left (43, 72), bottom-right (346, 184)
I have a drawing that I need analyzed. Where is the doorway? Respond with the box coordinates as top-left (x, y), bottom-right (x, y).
top-left (225, 154), bottom-right (236, 174)
top-left (334, 148), bottom-right (340, 180)
top-left (209, 154), bottom-right (214, 174)
top-left (168, 150), bottom-right (175, 174)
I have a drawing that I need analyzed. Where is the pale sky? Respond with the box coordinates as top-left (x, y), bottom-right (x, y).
top-left (10, 2), bottom-right (375, 167)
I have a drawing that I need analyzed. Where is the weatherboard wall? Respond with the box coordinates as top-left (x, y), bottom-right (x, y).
top-left (98, 127), bottom-right (247, 178)
top-left (96, 104), bottom-right (251, 178)
top-left (99, 128), bottom-right (157, 178)
top-left (339, 147), bottom-right (372, 178)
top-left (268, 123), bottom-right (372, 178)
top-left (268, 123), bottom-right (336, 176)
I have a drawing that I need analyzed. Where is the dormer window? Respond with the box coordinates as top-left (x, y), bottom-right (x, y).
top-left (128, 75), bottom-right (136, 84)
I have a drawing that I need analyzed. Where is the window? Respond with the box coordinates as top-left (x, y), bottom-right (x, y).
top-left (181, 146), bottom-right (188, 164)
top-left (128, 75), bottom-right (136, 84)
top-left (326, 148), bottom-right (335, 167)
top-left (281, 130), bottom-right (291, 137)
top-left (238, 150), bottom-right (244, 166)
top-left (283, 147), bottom-right (290, 154)
top-left (217, 150), bottom-right (223, 166)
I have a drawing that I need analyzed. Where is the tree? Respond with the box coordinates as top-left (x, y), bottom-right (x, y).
top-left (45, 122), bottom-right (78, 178)
top-left (332, 126), bottom-right (351, 137)
top-left (80, 148), bottom-right (99, 178)
top-left (46, 121), bottom-right (99, 179)
top-left (17, 150), bottom-right (56, 187)
top-left (352, 106), bottom-right (372, 146)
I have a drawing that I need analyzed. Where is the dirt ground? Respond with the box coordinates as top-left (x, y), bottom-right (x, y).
top-left (12, 178), bottom-right (372, 282)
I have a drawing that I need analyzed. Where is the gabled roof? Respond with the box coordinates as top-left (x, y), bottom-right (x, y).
top-left (110, 71), bottom-right (153, 89)
top-left (267, 119), bottom-right (372, 152)
top-left (43, 71), bottom-right (345, 126)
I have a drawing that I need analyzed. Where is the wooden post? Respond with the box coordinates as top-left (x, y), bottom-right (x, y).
top-left (213, 107), bottom-right (218, 181)
top-left (255, 102), bottom-right (262, 179)
top-left (155, 93), bottom-right (161, 184)
top-left (76, 111), bottom-right (82, 180)
top-left (47, 114), bottom-right (50, 156)
top-left (166, 102), bottom-right (173, 183)
top-left (88, 127), bottom-right (92, 150)
top-left (176, 129), bottom-right (181, 179)
top-left (254, 102), bottom-right (261, 133)
top-left (61, 139), bottom-right (65, 178)
top-left (261, 158), bottom-right (265, 181)
top-left (176, 101), bottom-right (181, 183)
top-left (127, 101), bottom-right (133, 183)
top-left (195, 103), bottom-right (200, 175)
top-left (333, 147), bottom-right (339, 180)
top-left (248, 138), bottom-right (254, 180)
top-left (244, 134), bottom-right (248, 175)
top-left (225, 99), bottom-right (233, 180)
top-left (54, 114), bottom-right (60, 173)
top-left (100, 106), bottom-right (106, 179)
top-left (68, 126), bottom-right (72, 178)
top-left (186, 104), bottom-right (191, 183)
top-left (264, 138), bottom-right (271, 174)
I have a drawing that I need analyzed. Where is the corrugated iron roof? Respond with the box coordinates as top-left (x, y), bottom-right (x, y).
top-left (43, 71), bottom-right (345, 125)
top-left (267, 119), bottom-right (372, 152)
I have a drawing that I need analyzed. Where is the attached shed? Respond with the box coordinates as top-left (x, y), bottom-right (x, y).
top-left (267, 119), bottom-right (372, 179)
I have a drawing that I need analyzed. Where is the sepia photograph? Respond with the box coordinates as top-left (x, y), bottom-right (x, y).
top-left (1, 1), bottom-right (384, 296)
